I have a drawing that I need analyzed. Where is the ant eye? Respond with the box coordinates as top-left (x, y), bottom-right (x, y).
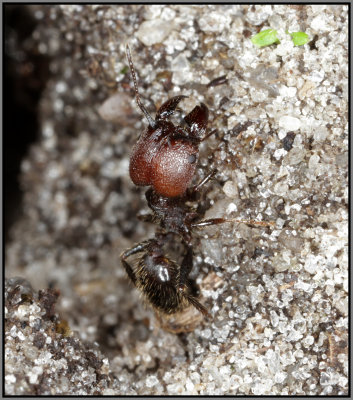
top-left (188, 154), bottom-right (197, 164)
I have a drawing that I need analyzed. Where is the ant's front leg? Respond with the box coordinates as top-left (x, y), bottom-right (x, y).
top-left (120, 240), bottom-right (153, 286)
top-left (201, 128), bottom-right (218, 143)
top-left (189, 170), bottom-right (217, 195)
top-left (181, 170), bottom-right (217, 242)
top-left (184, 170), bottom-right (217, 208)
top-left (178, 245), bottom-right (210, 318)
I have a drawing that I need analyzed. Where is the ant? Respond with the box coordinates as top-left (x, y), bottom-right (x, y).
top-left (121, 45), bottom-right (272, 324)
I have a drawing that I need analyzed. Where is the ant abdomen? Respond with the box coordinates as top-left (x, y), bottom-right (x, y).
top-left (121, 237), bottom-right (209, 317)
top-left (136, 253), bottom-right (188, 315)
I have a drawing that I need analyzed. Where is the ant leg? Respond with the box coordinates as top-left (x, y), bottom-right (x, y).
top-left (179, 245), bottom-right (194, 283)
top-left (178, 281), bottom-right (210, 317)
top-left (183, 170), bottom-right (218, 238)
top-left (191, 218), bottom-right (275, 229)
top-left (201, 128), bottom-right (217, 142)
top-left (184, 294), bottom-right (210, 318)
top-left (120, 240), bottom-right (153, 285)
top-left (186, 170), bottom-right (217, 201)
top-left (178, 246), bottom-right (210, 318)
top-left (192, 170), bottom-right (217, 193)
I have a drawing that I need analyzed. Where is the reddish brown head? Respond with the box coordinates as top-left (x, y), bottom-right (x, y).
top-left (126, 45), bottom-right (209, 198)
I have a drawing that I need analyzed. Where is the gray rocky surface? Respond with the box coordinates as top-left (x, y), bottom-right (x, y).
top-left (5, 4), bottom-right (348, 395)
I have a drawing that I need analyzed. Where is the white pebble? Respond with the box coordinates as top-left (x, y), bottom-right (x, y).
top-left (136, 19), bottom-right (174, 46)
top-left (223, 181), bottom-right (237, 198)
top-left (98, 93), bottom-right (133, 124)
top-left (278, 115), bottom-right (301, 131)
top-left (311, 15), bottom-right (328, 32)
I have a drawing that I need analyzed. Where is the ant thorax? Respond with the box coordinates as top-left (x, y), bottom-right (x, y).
top-left (145, 188), bottom-right (198, 243)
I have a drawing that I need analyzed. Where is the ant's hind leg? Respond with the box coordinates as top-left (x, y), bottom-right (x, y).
top-left (178, 282), bottom-right (210, 318)
top-left (120, 240), bottom-right (152, 285)
top-left (178, 246), bottom-right (210, 318)
top-left (184, 294), bottom-right (210, 318)
top-left (179, 245), bottom-right (194, 283)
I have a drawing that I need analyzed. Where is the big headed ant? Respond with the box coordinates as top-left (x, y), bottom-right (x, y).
top-left (121, 45), bottom-right (272, 327)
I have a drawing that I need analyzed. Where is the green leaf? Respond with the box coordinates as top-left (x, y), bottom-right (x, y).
top-left (251, 29), bottom-right (280, 47)
top-left (289, 31), bottom-right (309, 46)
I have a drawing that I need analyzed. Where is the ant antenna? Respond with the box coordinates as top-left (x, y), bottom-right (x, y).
top-left (125, 44), bottom-right (157, 129)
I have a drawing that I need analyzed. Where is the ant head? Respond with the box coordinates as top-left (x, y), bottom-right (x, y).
top-left (126, 44), bottom-right (209, 198)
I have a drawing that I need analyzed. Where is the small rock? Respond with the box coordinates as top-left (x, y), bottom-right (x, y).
top-left (98, 93), bottom-right (135, 125)
top-left (278, 115), bottom-right (301, 131)
top-left (136, 19), bottom-right (174, 45)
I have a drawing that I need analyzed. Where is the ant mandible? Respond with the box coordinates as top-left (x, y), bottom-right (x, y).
top-left (121, 45), bottom-right (271, 320)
